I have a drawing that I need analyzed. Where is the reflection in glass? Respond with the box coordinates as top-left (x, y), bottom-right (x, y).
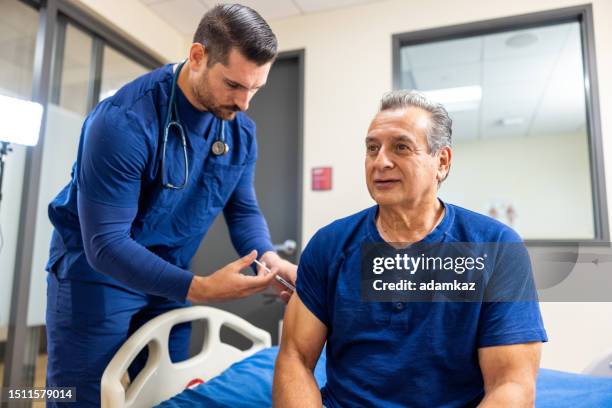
top-left (57, 23), bottom-right (93, 116)
top-left (399, 22), bottom-right (593, 240)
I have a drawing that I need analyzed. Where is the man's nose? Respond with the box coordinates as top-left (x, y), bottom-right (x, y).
top-left (234, 90), bottom-right (252, 112)
top-left (373, 147), bottom-right (394, 169)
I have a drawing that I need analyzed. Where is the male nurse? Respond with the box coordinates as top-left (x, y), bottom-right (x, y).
top-left (46, 4), bottom-right (295, 406)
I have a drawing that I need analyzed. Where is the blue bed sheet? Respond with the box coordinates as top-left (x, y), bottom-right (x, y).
top-left (156, 347), bottom-right (612, 407)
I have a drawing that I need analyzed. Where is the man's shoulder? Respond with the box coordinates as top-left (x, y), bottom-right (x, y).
top-left (86, 66), bottom-right (171, 136)
top-left (102, 64), bottom-right (171, 113)
top-left (307, 207), bottom-right (373, 252)
top-left (446, 202), bottom-right (522, 243)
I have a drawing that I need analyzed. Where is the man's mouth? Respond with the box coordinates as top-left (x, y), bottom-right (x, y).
top-left (373, 178), bottom-right (400, 188)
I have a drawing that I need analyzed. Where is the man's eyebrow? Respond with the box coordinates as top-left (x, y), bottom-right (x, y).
top-left (365, 134), bottom-right (415, 143)
top-left (392, 134), bottom-right (415, 142)
top-left (224, 76), bottom-right (265, 90)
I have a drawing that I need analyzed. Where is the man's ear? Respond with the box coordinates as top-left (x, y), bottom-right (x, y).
top-left (437, 147), bottom-right (452, 183)
top-left (188, 43), bottom-right (207, 71)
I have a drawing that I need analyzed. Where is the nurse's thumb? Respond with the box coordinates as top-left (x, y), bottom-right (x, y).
top-left (235, 250), bottom-right (258, 269)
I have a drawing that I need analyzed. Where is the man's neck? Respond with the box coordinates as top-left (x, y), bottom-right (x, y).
top-left (176, 62), bottom-right (207, 112)
top-left (376, 197), bottom-right (444, 244)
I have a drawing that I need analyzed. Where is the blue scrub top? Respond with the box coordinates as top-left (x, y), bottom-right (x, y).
top-left (47, 64), bottom-right (274, 301)
top-left (296, 202), bottom-right (548, 408)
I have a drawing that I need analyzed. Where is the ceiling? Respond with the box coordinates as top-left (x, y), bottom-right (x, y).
top-left (400, 22), bottom-right (587, 141)
top-left (139, 0), bottom-right (387, 34)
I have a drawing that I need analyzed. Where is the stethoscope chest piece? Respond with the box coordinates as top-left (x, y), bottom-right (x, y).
top-left (211, 118), bottom-right (229, 156)
top-left (212, 140), bottom-right (229, 156)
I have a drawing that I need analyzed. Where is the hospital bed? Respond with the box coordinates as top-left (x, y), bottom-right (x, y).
top-left (101, 306), bottom-right (612, 408)
top-left (101, 306), bottom-right (272, 407)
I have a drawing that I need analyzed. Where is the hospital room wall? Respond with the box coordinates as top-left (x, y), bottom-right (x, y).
top-left (263, 0), bottom-right (612, 373)
top-left (65, 0), bottom-right (184, 63)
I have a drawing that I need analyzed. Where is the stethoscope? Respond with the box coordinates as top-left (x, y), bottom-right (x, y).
top-left (162, 60), bottom-right (229, 190)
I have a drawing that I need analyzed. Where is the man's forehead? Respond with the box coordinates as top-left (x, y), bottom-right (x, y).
top-left (367, 107), bottom-right (430, 137)
top-left (216, 48), bottom-right (270, 86)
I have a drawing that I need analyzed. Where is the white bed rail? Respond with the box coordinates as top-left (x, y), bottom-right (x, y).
top-left (101, 306), bottom-right (271, 408)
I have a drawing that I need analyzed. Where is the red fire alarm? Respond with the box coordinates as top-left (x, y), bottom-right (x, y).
top-left (311, 167), bottom-right (332, 191)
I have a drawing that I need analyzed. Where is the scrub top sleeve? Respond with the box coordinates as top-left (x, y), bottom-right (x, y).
top-left (77, 105), bottom-right (193, 301)
top-left (78, 105), bottom-right (148, 207)
top-left (78, 192), bottom-right (194, 301)
top-left (478, 229), bottom-right (548, 348)
top-left (296, 232), bottom-right (330, 327)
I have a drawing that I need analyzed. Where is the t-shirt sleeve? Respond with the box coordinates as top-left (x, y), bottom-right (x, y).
top-left (296, 230), bottom-right (330, 327)
top-left (478, 228), bottom-right (548, 347)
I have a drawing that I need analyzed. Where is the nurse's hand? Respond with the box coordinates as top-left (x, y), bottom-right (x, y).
top-left (187, 250), bottom-right (278, 303)
top-left (260, 251), bottom-right (297, 303)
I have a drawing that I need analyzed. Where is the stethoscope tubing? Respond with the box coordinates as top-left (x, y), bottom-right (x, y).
top-left (162, 60), bottom-right (228, 190)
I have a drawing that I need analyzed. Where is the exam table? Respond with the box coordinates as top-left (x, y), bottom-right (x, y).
top-left (101, 306), bottom-right (612, 408)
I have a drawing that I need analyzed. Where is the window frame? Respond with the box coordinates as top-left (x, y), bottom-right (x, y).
top-left (391, 4), bottom-right (609, 244)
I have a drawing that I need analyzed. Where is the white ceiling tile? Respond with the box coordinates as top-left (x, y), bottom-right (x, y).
top-left (481, 82), bottom-right (541, 138)
top-left (402, 37), bottom-right (482, 69)
top-left (139, 0), bottom-right (167, 5)
top-left (483, 54), bottom-right (556, 86)
top-left (449, 110), bottom-right (480, 141)
top-left (148, 0), bottom-right (209, 34)
top-left (216, 0), bottom-right (301, 20)
top-left (483, 23), bottom-right (572, 61)
top-left (529, 25), bottom-right (586, 136)
top-left (294, 0), bottom-right (383, 13)
top-left (410, 63), bottom-right (481, 90)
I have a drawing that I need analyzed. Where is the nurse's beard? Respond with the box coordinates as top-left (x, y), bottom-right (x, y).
top-left (192, 83), bottom-right (239, 120)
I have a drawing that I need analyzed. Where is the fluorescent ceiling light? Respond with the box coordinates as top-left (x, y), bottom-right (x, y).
top-left (421, 86), bottom-right (482, 112)
top-left (0, 94), bottom-right (43, 146)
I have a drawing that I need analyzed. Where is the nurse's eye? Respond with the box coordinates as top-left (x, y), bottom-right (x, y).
top-left (226, 81), bottom-right (240, 90)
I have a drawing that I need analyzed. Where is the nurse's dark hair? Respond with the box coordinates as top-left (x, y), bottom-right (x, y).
top-left (193, 4), bottom-right (277, 67)
top-left (379, 90), bottom-right (452, 184)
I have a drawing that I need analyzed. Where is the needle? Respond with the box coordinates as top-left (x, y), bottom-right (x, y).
top-left (253, 259), bottom-right (296, 292)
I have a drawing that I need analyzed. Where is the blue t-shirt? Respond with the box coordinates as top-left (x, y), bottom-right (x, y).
top-left (47, 64), bottom-right (274, 301)
top-left (297, 201), bottom-right (548, 408)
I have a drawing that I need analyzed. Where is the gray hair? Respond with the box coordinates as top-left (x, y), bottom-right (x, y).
top-left (379, 90), bottom-right (452, 154)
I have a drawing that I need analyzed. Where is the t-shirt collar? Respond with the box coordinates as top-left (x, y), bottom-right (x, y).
top-left (366, 198), bottom-right (454, 244)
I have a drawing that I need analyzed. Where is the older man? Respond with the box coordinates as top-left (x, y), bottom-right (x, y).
top-left (273, 90), bottom-right (547, 407)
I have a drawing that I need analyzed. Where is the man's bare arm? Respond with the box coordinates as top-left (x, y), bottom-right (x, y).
top-left (273, 293), bottom-right (327, 407)
top-left (478, 342), bottom-right (542, 407)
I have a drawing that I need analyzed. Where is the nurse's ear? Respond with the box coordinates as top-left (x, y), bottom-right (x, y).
top-left (187, 42), bottom-right (207, 73)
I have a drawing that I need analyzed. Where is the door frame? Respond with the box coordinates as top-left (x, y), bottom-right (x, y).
top-left (275, 49), bottom-right (305, 257)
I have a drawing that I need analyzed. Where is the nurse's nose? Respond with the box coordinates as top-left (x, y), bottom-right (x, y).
top-left (234, 90), bottom-right (251, 112)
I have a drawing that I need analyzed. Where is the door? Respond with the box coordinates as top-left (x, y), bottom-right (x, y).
top-left (189, 51), bottom-right (303, 350)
